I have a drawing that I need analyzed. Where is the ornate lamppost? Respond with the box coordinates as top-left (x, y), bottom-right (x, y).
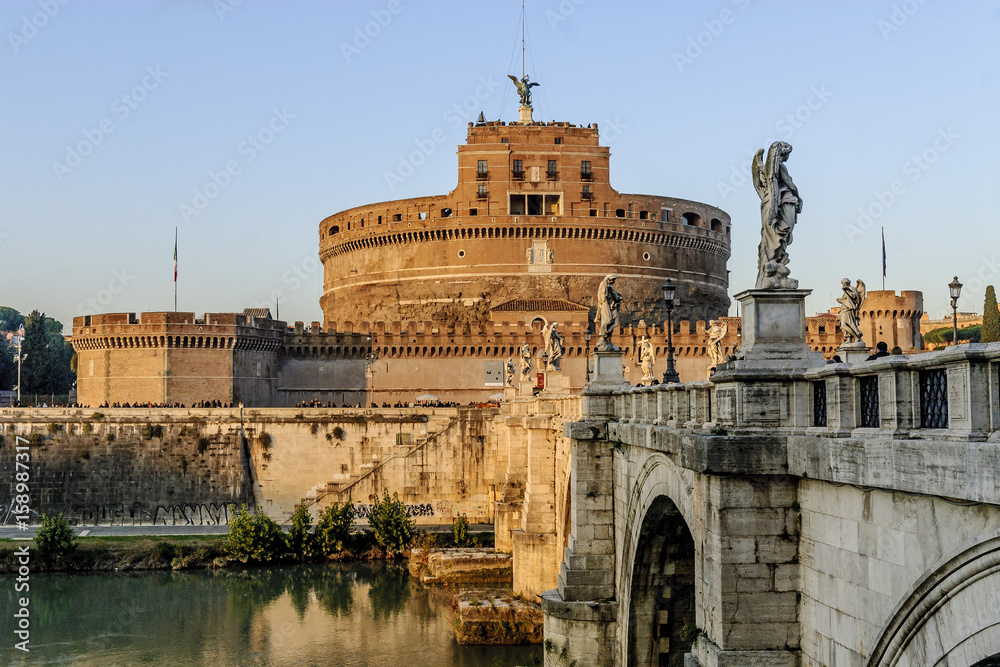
top-left (583, 328), bottom-right (592, 383)
top-left (661, 280), bottom-right (680, 384)
top-left (949, 276), bottom-right (963, 346)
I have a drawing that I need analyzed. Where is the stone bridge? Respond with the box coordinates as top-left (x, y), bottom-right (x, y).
top-left (535, 290), bottom-right (1000, 666)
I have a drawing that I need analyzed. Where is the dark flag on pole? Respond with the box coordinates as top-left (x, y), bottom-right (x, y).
top-left (881, 227), bottom-right (886, 290)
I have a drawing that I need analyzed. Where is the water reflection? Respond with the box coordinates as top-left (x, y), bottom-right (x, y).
top-left (2, 562), bottom-right (541, 667)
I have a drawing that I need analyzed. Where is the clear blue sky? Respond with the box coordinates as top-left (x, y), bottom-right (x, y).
top-left (2, 0), bottom-right (998, 330)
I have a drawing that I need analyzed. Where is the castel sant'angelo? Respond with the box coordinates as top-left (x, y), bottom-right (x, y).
top-left (72, 77), bottom-right (923, 407)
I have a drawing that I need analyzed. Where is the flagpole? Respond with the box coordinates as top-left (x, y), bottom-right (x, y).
top-left (174, 227), bottom-right (178, 312)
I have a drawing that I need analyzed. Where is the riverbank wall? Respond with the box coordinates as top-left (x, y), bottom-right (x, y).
top-left (0, 407), bottom-right (498, 527)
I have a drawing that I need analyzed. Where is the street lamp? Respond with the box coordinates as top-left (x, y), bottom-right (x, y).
top-left (583, 328), bottom-right (592, 383)
top-left (949, 276), bottom-right (963, 346)
top-left (365, 335), bottom-right (379, 407)
top-left (661, 280), bottom-right (679, 384)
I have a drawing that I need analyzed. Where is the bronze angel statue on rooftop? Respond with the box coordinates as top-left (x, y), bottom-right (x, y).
top-left (752, 141), bottom-right (802, 289)
top-left (508, 74), bottom-right (540, 107)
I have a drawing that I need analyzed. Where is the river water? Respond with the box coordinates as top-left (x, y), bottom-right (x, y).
top-left (2, 563), bottom-right (542, 666)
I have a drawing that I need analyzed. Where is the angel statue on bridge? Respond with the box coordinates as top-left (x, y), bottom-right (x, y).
top-left (837, 278), bottom-right (867, 345)
top-left (597, 274), bottom-right (623, 351)
top-left (752, 141), bottom-right (802, 289)
top-left (542, 321), bottom-right (564, 371)
top-left (707, 319), bottom-right (729, 368)
top-left (519, 342), bottom-right (534, 381)
top-left (638, 336), bottom-right (656, 385)
top-left (508, 74), bottom-right (540, 107)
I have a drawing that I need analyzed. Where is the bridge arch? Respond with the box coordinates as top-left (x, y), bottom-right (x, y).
top-left (617, 452), bottom-right (700, 666)
top-left (868, 532), bottom-right (1000, 667)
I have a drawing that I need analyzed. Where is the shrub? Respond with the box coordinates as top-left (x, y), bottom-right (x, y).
top-left (983, 285), bottom-right (1000, 344)
top-left (35, 514), bottom-right (77, 564)
top-left (225, 505), bottom-right (287, 564)
top-left (258, 432), bottom-right (272, 449)
top-left (143, 424), bottom-right (164, 440)
top-left (90, 412), bottom-right (104, 420)
top-left (286, 503), bottom-right (317, 561)
top-left (452, 513), bottom-right (471, 547)
top-left (198, 437), bottom-right (210, 455)
top-left (47, 423), bottom-right (63, 435)
top-left (151, 541), bottom-right (177, 564)
top-left (106, 432), bottom-right (115, 443)
top-left (310, 422), bottom-right (320, 435)
top-left (368, 490), bottom-right (415, 555)
top-left (332, 426), bottom-right (346, 440)
top-left (315, 502), bottom-right (355, 555)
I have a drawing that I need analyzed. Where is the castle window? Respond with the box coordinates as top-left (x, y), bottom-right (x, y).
top-left (639, 210), bottom-right (648, 220)
top-left (419, 212), bottom-right (427, 220)
top-left (711, 218), bottom-right (722, 232)
top-left (512, 159), bottom-right (524, 180)
top-left (469, 208), bottom-right (478, 216)
top-left (509, 193), bottom-right (560, 216)
top-left (477, 160), bottom-right (488, 179)
top-left (582, 185), bottom-right (593, 200)
top-left (547, 160), bottom-right (557, 179)
top-left (501, 137), bottom-right (509, 144)
top-left (581, 161), bottom-right (592, 181)
top-left (393, 213), bottom-right (402, 222)
top-left (682, 212), bottom-right (701, 226)
top-left (477, 185), bottom-right (488, 199)
top-left (328, 225), bottom-right (340, 235)
top-left (554, 138), bottom-right (562, 144)
top-left (378, 215), bottom-right (382, 224)
top-left (615, 208), bottom-right (625, 218)
top-left (441, 208), bottom-right (452, 217)
top-left (590, 209), bottom-right (597, 217)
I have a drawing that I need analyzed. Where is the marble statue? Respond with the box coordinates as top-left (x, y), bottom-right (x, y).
top-left (638, 336), bottom-right (655, 385)
top-left (752, 141), bottom-right (802, 289)
top-left (542, 321), bottom-right (564, 371)
top-left (505, 357), bottom-right (515, 387)
top-left (507, 74), bottom-right (540, 107)
top-left (597, 274), bottom-right (623, 350)
top-left (519, 342), bottom-right (533, 380)
top-left (707, 319), bottom-right (729, 367)
top-left (837, 278), bottom-right (867, 344)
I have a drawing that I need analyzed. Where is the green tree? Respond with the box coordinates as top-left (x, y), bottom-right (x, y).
top-left (0, 306), bottom-right (24, 332)
top-left (35, 513), bottom-right (78, 565)
top-left (315, 502), bottom-right (355, 555)
top-left (286, 503), bottom-right (317, 561)
top-left (20, 310), bottom-right (74, 395)
top-left (0, 337), bottom-right (14, 391)
top-left (982, 286), bottom-right (1000, 344)
top-left (225, 504), bottom-right (287, 563)
top-left (368, 490), bottom-right (415, 555)
top-left (452, 513), bottom-right (472, 547)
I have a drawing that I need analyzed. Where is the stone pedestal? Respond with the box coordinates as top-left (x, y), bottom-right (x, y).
top-left (839, 340), bottom-right (869, 363)
top-left (518, 104), bottom-right (533, 124)
top-left (518, 378), bottom-right (535, 397)
top-left (541, 369), bottom-right (570, 395)
top-left (713, 289), bottom-right (824, 431)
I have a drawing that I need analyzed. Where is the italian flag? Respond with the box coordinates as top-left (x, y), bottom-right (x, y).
top-left (174, 228), bottom-right (178, 282)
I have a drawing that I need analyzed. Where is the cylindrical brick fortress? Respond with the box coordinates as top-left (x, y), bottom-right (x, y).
top-left (319, 119), bottom-right (731, 329)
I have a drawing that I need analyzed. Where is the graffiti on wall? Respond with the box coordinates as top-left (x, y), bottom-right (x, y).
top-left (69, 502), bottom-right (234, 526)
top-left (354, 502), bottom-right (435, 519)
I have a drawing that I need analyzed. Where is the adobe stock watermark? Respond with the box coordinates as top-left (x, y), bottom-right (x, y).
top-left (212, 0), bottom-right (244, 21)
top-left (878, 0), bottom-right (930, 40)
top-left (52, 66), bottom-right (169, 182)
top-left (384, 76), bottom-right (500, 191)
top-left (673, 0), bottom-right (752, 73)
top-left (11, 435), bottom-right (32, 653)
top-left (716, 85), bottom-right (833, 202)
top-left (340, 0), bottom-right (403, 63)
top-left (251, 254), bottom-right (321, 312)
top-left (843, 126), bottom-right (958, 243)
top-left (546, 0), bottom-right (587, 30)
top-left (8, 0), bottom-right (71, 54)
top-left (178, 108), bottom-right (294, 223)
top-left (961, 255), bottom-right (1000, 300)
top-left (76, 268), bottom-right (136, 316)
